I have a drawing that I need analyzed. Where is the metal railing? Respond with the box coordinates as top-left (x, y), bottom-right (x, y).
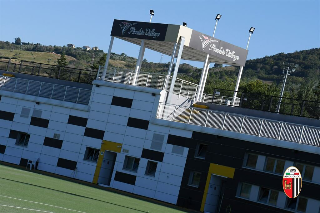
top-left (201, 88), bottom-right (320, 120)
top-left (97, 66), bottom-right (199, 99)
top-left (0, 76), bottom-right (91, 105)
top-left (0, 58), bottom-right (97, 84)
top-left (157, 103), bottom-right (320, 147)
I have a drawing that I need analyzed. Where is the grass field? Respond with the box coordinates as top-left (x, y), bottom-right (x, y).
top-left (0, 164), bottom-right (188, 213)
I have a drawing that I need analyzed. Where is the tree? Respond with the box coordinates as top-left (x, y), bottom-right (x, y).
top-left (57, 53), bottom-right (68, 67)
top-left (14, 37), bottom-right (21, 45)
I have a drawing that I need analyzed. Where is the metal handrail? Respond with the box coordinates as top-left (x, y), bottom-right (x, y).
top-left (157, 103), bottom-right (320, 147)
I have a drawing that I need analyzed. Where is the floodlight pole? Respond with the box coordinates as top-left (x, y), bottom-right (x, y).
top-left (101, 36), bottom-right (114, 80)
top-left (166, 37), bottom-right (185, 104)
top-left (197, 16), bottom-right (220, 102)
top-left (132, 12), bottom-right (154, 85)
top-left (232, 31), bottom-right (253, 106)
top-left (276, 65), bottom-right (296, 113)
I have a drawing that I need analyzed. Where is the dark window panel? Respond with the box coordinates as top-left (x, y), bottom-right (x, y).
top-left (30, 117), bottom-right (49, 128)
top-left (127, 117), bottom-right (149, 130)
top-left (114, 171), bottom-right (136, 185)
top-left (0, 110), bottom-right (14, 121)
top-left (43, 137), bottom-right (63, 149)
top-left (57, 158), bottom-right (77, 170)
top-left (19, 158), bottom-right (28, 167)
top-left (84, 128), bottom-right (104, 140)
top-left (141, 149), bottom-right (164, 162)
top-left (0, 144), bottom-right (6, 154)
top-left (68, 115), bottom-right (88, 127)
top-left (111, 96), bottom-right (133, 108)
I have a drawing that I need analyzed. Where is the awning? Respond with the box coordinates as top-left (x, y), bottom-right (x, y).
top-left (111, 19), bottom-right (248, 66)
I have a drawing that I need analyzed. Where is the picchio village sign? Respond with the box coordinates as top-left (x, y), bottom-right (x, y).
top-left (110, 19), bottom-right (248, 66)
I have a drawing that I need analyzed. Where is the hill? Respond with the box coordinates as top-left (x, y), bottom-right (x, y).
top-left (0, 41), bottom-right (319, 102)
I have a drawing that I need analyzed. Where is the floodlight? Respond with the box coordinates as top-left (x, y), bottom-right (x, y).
top-left (183, 22), bottom-right (187, 27)
top-left (215, 14), bottom-right (222, 20)
top-left (249, 27), bottom-right (255, 34)
top-left (150, 10), bottom-right (154, 16)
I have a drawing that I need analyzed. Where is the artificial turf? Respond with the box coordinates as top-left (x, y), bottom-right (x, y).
top-left (0, 164), bottom-right (187, 213)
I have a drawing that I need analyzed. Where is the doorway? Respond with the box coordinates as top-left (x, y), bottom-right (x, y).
top-left (92, 140), bottom-right (122, 185)
top-left (97, 151), bottom-right (117, 186)
top-left (204, 175), bottom-right (225, 213)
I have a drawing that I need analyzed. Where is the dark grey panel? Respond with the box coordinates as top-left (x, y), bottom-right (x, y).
top-left (30, 117), bottom-right (49, 128)
top-left (189, 30), bottom-right (248, 66)
top-left (0, 144), bottom-right (6, 154)
top-left (111, 19), bottom-right (168, 41)
top-left (111, 96), bottom-right (133, 108)
top-left (43, 137), bottom-right (63, 149)
top-left (57, 158), bottom-right (77, 170)
top-left (127, 117), bottom-right (149, 130)
top-left (114, 171), bottom-right (136, 185)
top-left (141, 149), bottom-right (164, 162)
top-left (68, 115), bottom-right (88, 127)
top-left (0, 110), bottom-right (14, 121)
top-left (84, 127), bottom-right (104, 140)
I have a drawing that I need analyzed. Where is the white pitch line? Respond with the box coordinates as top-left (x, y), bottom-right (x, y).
top-left (0, 195), bottom-right (86, 213)
top-left (0, 204), bottom-right (54, 213)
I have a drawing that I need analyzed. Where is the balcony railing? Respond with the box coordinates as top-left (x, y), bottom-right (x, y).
top-left (157, 103), bottom-right (320, 147)
top-left (201, 88), bottom-right (320, 120)
top-left (0, 58), bottom-right (97, 84)
top-left (0, 76), bottom-right (91, 105)
top-left (97, 66), bottom-right (199, 99)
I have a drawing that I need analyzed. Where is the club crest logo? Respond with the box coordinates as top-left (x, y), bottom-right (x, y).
top-left (119, 22), bottom-right (136, 35)
top-left (283, 166), bottom-right (302, 198)
top-left (199, 35), bottom-right (218, 50)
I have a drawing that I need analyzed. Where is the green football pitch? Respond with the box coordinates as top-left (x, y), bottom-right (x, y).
top-left (0, 164), bottom-right (188, 213)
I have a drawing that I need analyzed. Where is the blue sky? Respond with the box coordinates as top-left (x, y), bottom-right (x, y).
top-left (0, 0), bottom-right (319, 67)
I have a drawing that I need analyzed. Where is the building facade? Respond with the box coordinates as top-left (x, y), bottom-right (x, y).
top-left (0, 73), bottom-right (319, 213)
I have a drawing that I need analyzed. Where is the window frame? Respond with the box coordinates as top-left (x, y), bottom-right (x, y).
top-left (145, 160), bottom-right (158, 177)
top-left (194, 143), bottom-right (208, 159)
top-left (257, 186), bottom-right (279, 206)
top-left (15, 132), bottom-right (30, 147)
top-left (294, 162), bottom-right (314, 182)
top-left (83, 147), bottom-right (100, 162)
top-left (238, 183), bottom-right (252, 199)
top-left (285, 196), bottom-right (308, 212)
top-left (188, 171), bottom-right (201, 188)
top-left (264, 157), bottom-right (285, 175)
top-left (244, 153), bottom-right (258, 169)
top-left (123, 156), bottom-right (140, 173)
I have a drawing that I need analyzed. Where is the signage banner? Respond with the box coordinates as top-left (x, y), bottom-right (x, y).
top-left (111, 19), bottom-right (168, 41)
top-left (189, 30), bottom-right (248, 66)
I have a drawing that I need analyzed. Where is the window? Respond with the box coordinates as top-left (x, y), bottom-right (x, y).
top-left (145, 161), bottom-right (157, 176)
top-left (123, 156), bottom-right (140, 172)
top-left (32, 109), bottom-right (42, 118)
top-left (295, 163), bottom-right (314, 181)
top-left (150, 133), bottom-right (164, 151)
top-left (195, 143), bottom-right (208, 159)
top-left (172, 145), bottom-right (184, 155)
top-left (245, 154), bottom-right (258, 168)
top-left (264, 157), bottom-right (285, 174)
top-left (286, 197), bottom-right (308, 212)
top-left (188, 171), bottom-right (201, 187)
top-left (20, 107), bottom-right (30, 118)
top-left (15, 132), bottom-right (30, 147)
top-left (258, 187), bottom-right (279, 206)
top-left (84, 147), bottom-right (99, 162)
top-left (239, 183), bottom-right (252, 199)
